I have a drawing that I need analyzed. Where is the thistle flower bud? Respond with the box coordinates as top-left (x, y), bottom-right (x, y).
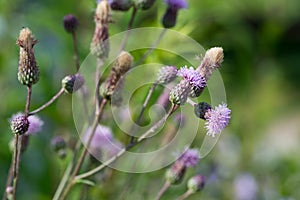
top-left (169, 79), bottom-right (191, 105)
top-left (197, 47), bottom-right (224, 81)
top-left (178, 148), bottom-right (200, 168)
top-left (187, 175), bottom-right (206, 193)
top-left (62, 73), bottom-right (85, 94)
top-left (51, 136), bottom-right (67, 152)
top-left (194, 102), bottom-right (212, 120)
top-left (17, 27), bottom-right (39, 86)
top-left (63, 14), bottom-right (79, 33)
top-left (157, 66), bottom-right (177, 84)
top-left (134, 0), bottom-right (156, 10)
top-left (10, 115), bottom-right (29, 135)
top-left (165, 161), bottom-right (186, 184)
top-left (162, 0), bottom-right (187, 28)
top-left (90, 1), bottom-right (111, 58)
top-left (110, 0), bottom-right (133, 11)
top-left (100, 51), bottom-right (133, 99)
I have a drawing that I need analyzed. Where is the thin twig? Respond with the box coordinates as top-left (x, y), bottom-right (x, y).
top-left (75, 104), bottom-right (178, 181)
top-left (176, 190), bottom-right (194, 200)
top-left (119, 6), bottom-right (138, 52)
top-left (129, 80), bottom-right (158, 144)
top-left (134, 29), bottom-right (167, 67)
top-left (154, 181), bottom-right (171, 200)
top-left (29, 88), bottom-right (64, 116)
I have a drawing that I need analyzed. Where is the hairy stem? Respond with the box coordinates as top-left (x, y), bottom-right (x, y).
top-left (119, 6), bottom-right (138, 51)
top-left (154, 181), bottom-right (171, 200)
top-left (75, 104), bottom-right (178, 181)
top-left (29, 88), bottom-right (64, 116)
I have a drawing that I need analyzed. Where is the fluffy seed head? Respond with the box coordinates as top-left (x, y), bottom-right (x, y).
top-left (157, 66), bottom-right (177, 84)
top-left (187, 175), bottom-right (206, 193)
top-left (205, 103), bottom-right (231, 137)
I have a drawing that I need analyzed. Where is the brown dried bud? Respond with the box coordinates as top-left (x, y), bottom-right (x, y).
top-left (17, 28), bottom-right (39, 86)
top-left (112, 51), bottom-right (133, 76)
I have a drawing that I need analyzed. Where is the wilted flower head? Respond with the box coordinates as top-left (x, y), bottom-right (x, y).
top-left (205, 103), bottom-right (231, 137)
top-left (177, 66), bottom-right (206, 89)
top-left (164, 0), bottom-right (187, 10)
top-left (178, 148), bottom-right (200, 168)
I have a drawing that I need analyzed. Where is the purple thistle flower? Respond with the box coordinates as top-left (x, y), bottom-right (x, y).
top-left (164, 0), bottom-right (187, 10)
top-left (205, 103), bottom-right (231, 137)
top-left (177, 66), bottom-right (206, 88)
top-left (178, 148), bottom-right (200, 168)
top-left (10, 113), bottom-right (43, 135)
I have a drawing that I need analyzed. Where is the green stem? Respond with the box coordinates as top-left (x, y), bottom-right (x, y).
top-left (176, 190), bottom-right (194, 200)
top-left (154, 181), bottom-right (171, 200)
top-left (71, 31), bottom-right (80, 72)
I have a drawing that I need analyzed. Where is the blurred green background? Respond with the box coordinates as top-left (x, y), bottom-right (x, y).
top-left (1, 0), bottom-right (300, 199)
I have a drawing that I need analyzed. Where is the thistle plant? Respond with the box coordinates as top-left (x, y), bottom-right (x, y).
top-left (3, 1), bottom-right (232, 200)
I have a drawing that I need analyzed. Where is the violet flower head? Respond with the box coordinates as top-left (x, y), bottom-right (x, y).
top-left (178, 148), bottom-right (200, 168)
top-left (26, 115), bottom-right (44, 135)
top-left (205, 103), bottom-right (231, 137)
top-left (164, 0), bottom-right (187, 10)
top-left (177, 66), bottom-right (206, 88)
top-left (84, 125), bottom-right (114, 149)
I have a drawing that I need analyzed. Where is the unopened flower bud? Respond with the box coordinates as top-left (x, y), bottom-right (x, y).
top-left (134, 0), bottom-right (156, 10)
top-left (110, 0), bottom-right (133, 11)
top-left (165, 161), bottom-right (186, 184)
top-left (17, 27), bottom-right (39, 86)
top-left (169, 79), bottom-right (191, 105)
top-left (197, 47), bottom-right (224, 81)
top-left (62, 73), bottom-right (84, 94)
top-left (194, 102), bottom-right (211, 120)
top-left (162, 0), bottom-right (187, 28)
top-left (63, 14), bottom-right (79, 33)
top-left (10, 115), bottom-right (29, 135)
top-left (187, 175), bottom-right (206, 193)
top-left (51, 136), bottom-right (67, 152)
top-left (157, 66), bottom-right (177, 84)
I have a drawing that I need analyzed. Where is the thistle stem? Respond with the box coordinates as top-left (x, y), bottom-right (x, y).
top-left (176, 190), bottom-right (194, 200)
top-left (72, 31), bottom-right (80, 72)
top-left (155, 181), bottom-right (171, 200)
top-left (74, 104), bottom-right (178, 181)
top-left (129, 80), bottom-right (158, 144)
top-left (119, 6), bottom-right (138, 51)
top-left (134, 29), bottom-right (167, 66)
top-left (29, 88), bottom-right (64, 116)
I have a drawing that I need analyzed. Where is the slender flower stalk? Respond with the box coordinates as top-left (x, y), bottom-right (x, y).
top-left (176, 190), bottom-right (194, 200)
top-left (155, 181), bottom-right (171, 200)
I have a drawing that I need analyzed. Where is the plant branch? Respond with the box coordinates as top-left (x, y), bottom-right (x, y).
top-left (155, 181), bottom-right (171, 200)
top-left (29, 88), bottom-right (64, 116)
top-left (176, 190), bottom-right (194, 200)
top-left (72, 31), bottom-right (80, 72)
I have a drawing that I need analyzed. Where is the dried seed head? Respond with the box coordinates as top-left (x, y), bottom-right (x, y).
top-left (134, 0), bottom-right (156, 10)
top-left (165, 161), bottom-right (186, 184)
top-left (63, 14), bottom-right (79, 33)
top-left (187, 175), bottom-right (206, 193)
top-left (62, 73), bottom-right (85, 94)
top-left (194, 102), bottom-right (212, 120)
top-left (95, 0), bottom-right (111, 24)
top-left (113, 51), bottom-right (133, 76)
top-left (10, 115), bottom-right (29, 135)
top-left (157, 66), bottom-right (177, 84)
top-left (17, 27), bottom-right (39, 86)
top-left (197, 47), bottom-right (224, 81)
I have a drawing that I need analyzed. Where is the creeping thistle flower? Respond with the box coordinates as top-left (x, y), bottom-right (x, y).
top-left (178, 148), bottom-right (200, 168)
top-left (90, 0), bottom-right (111, 59)
top-left (63, 14), bottom-right (79, 33)
top-left (204, 103), bottom-right (231, 137)
top-left (194, 102), bottom-right (212, 120)
top-left (10, 115), bottom-right (29, 135)
top-left (17, 28), bottom-right (39, 86)
top-left (10, 113), bottom-right (44, 135)
top-left (187, 175), bottom-right (206, 193)
top-left (100, 51), bottom-right (133, 99)
top-left (169, 66), bottom-right (206, 105)
top-left (134, 0), bottom-right (156, 10)
top-left (197, 47), bottom-right (224, 81)
top-left (157, 65), bottom-right (177, 84)
top-left (108, 0), bottom-right (133, 11)
top-left (62, 73), bottom-right (85, 94)
top-left (165, 161), bottom-right (186, 185)
top-left (162, 0), bottom-right (187, 28)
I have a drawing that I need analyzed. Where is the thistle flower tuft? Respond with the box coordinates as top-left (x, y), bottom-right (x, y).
top-left (178, 148), bottom-right (200, 168)
top-left (63, 14), bottom-right (79, 33)
top-left (205, 103), bottom-right (231, 137)
top-left (162, 0), bottom-right (187, 28)
top-left (187, 175), bottom-right (206, 193)
top-left (10, 113), bottom-right (43, 135)
top-left (197, 47), bottom-right (224, 81)
top-left (17, 27), bottom-right (39, 86)
top-left (177, 66), bottom-right (206, 89)
top-left (10, 115), bottom-right (29, 135)
top-left (62, 73), bottom-right (85, 94)
top-left (157, 66), bottom-right (177, 84)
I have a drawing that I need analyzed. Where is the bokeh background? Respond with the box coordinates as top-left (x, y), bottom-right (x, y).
top-left (1, 0), bottom-right (300, 199)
